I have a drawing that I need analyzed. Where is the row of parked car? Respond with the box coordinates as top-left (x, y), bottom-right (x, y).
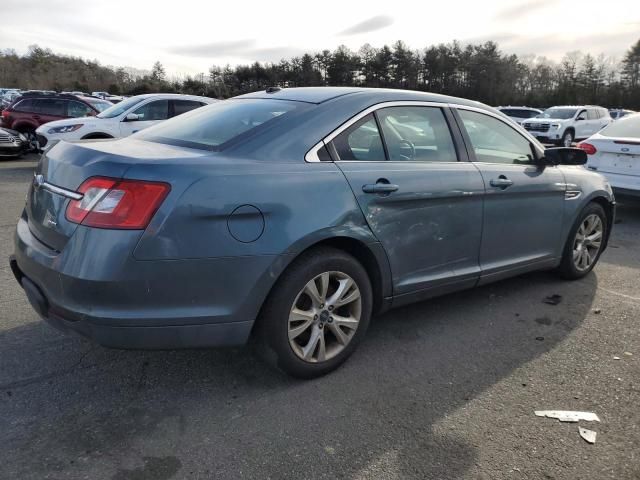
top-left (497, 105), bottom-right (636, 146)
top-left (0, 90), bottom-right (216, 157)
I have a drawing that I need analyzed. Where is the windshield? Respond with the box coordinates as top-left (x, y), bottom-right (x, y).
top-left (97, 96), bottom-right (146, 118)
top-left (537, 108), bottom-right (578, 120)
top-left (86, 99), bottom-right (112, 112)
top-left (599, 114), bottom-right (640, 138)
top-left (136, 99), bottom-right (306, 151)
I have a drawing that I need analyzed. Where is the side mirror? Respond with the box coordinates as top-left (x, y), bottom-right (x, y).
top-left (542, 147), bottom-right (587, 166)
top-left (124, 113), bottom-right (139, 122)
top-left (576, 116), bottom-right (586, 121)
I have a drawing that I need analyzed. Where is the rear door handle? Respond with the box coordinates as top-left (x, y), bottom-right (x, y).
top-left (362, 183), bottom-right (399, 194)
top-left (489, 176), bottom-right (514, 189)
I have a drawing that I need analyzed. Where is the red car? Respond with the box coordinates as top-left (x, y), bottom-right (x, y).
top-left (0, 93), bottom-right (112, 149)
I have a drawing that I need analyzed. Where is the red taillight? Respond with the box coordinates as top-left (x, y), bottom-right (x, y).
top-left (66, 177), bottom-right (170, 229)
top-left (578, 142), bottom-right (597, 155)
top-left (1, 110), bottom-right (9, 119)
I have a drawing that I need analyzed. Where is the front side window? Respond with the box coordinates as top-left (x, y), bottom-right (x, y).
top-left (587, 109), bottom-right (598, 120)
top-left (330, 114), bottom-right (385, 161)
top-left (133, 100), bottom-right (169, 121)
top-left (576, 110), bottom-right (587, 120)
top-left (37, 99), bottom-right (66, 116)
top-left (67, 101), bottom-right (93, 117)
top-left (377, 106), bottom-right (457, 162)
top-left (458, 109), bottom-right (534, 164)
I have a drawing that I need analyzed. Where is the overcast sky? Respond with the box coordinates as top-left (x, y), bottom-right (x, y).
top-left (1, 0), bottom-right (638, 75)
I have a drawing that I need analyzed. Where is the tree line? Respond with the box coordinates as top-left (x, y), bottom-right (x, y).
top-left (1, 39), bottom-right (639, 109)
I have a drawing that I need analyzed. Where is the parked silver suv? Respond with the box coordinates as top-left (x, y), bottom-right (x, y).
top-left (523, 106), bottom-right (612, 147)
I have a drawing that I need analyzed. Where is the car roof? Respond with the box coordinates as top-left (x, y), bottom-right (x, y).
top-left (235, 86), bottom-right (488, 109)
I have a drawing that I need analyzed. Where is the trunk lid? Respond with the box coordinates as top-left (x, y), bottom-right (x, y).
top-left (26, 138), bottom-right (206, 251)
top-left (588, 137), bottom-right (640, 176)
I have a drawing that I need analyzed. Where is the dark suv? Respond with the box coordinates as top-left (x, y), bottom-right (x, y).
top-left (0, 93), bottom-right (112, 148)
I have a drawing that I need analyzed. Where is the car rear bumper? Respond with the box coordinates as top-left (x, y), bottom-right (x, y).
top-left (597, 172), bottom-right (640, 196)
top-left (11, 216), bottom-right (282, 349)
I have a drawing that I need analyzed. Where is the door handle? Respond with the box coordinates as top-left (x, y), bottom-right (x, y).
top-left (362, 183), bottom-right (399, 194)
top-left (489, 176), bottom-right (514, 189)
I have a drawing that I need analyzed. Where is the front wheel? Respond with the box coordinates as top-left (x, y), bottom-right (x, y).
top-left (256, 247), bottom-right (372, 378)
top-left (559, 130), bottom-right (574, 147)
top-left (557, 203), bottom-right (607, 279)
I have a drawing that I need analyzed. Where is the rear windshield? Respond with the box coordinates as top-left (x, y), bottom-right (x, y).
top-left (136, 99), bottom-right (307, 151)
top-left (599, 114), bottom-right (640, 138)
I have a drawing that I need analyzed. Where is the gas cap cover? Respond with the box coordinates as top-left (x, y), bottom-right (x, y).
top-left (227, 205), bottom-right (265, 243)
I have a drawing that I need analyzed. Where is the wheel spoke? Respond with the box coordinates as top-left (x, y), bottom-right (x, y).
top-left (328, 322), bottom-right (349, 345)
top-left (302, 327), bottom-right (322, 361)
top-left (288, 308), bottom-right (315, 340)
top-left (332, 313), bottom-right (360, 331)
top-left (327, 278), bottom-right (360, 308)
top-left (304, 277), bottom-right (325, 306)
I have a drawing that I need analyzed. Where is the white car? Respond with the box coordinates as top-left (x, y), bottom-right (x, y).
top-left (522, 106), bottom-right (612, 147)
top-left (496, 106), bottom-right (542, 125)
top-left (581, 113), bottom-right (640, 198)
top-left (37, 94), bottom-right (216, 149)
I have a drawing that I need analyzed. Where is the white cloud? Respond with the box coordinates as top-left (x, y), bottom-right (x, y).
top-left (0, 0), bottom-right (637, 75)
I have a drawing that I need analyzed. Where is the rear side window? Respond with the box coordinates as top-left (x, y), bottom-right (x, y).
top-left (376, 106), bottom-right (457, 162)
top-left (133, 100), bottom-right (169, 121)
top-left (12, 99), bottom-right (35, 112)
top-left (330, 114), bottom-right (385, 161)
top-left (172, 100), bottom-right (204, 117)
top-left (137, 99), bottom-right (307, 151)
top-left (458, 109), bottom-right (534, 164)
top-left (68, 101), bottom-right (93, 117)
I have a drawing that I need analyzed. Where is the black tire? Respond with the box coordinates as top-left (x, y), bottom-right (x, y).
top-left (558, 129), bottom-right (574, 147)
top-left (20, 129), bottom-right (39, 152)
top-left (255, 247), bottom-right (373, 379)
top-left (556, 202), bottom-right (607, 280)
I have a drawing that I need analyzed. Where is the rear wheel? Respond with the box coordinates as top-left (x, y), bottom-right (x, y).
top-left (557, 202), bottom-right (607, 279)
top-left (256, 247), bottom-right (372, 378)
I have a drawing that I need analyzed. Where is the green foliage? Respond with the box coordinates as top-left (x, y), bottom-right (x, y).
top-left (1, 40), bottom-right (639, 108)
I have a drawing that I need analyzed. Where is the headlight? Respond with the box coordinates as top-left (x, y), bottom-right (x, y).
top-left (18, 133), bottom-right (26, 141)
top-left (550, 124), bottom-right (561, 129)
top-left (47, 124), bottom-right (83, 134)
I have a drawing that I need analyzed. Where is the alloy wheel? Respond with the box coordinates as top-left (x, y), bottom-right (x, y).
top-left (563, 132), bottom-right (573, 147)
top-left (573, 213), bottom-right (603, 272)
top-left (288, 271), bottom-right (362, 363)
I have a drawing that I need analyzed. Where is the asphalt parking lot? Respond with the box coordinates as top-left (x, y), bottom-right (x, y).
top-left (1, 154), bottom-right (639, 480)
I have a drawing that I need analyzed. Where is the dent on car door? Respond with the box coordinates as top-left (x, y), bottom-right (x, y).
top-left (330, 106), bottom-right (484, 297)
top-left (455, 108), bottom-right (566, 281)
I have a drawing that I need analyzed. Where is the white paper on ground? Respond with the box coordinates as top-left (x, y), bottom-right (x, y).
top-left (534, 410), bottom-right (601, 422)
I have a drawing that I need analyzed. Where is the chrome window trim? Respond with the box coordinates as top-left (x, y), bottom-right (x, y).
top-left (305, 101), bottom-right (449, 163)
top-left (304, 100), bottom-right (545, 163)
